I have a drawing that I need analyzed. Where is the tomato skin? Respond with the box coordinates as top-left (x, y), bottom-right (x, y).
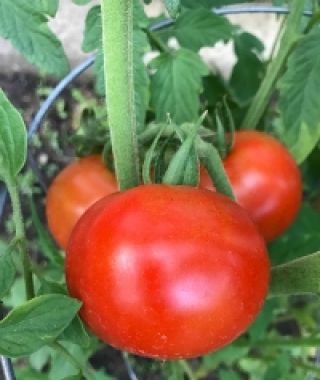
top-left (66, 184), bottom-right (269, 359)
top-left (46, 155), bottom-right (118, 249)
top-left (200, 131), bottom-right (302, 242)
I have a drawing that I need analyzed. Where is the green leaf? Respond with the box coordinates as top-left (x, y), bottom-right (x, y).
top-left (0, 89), bottom-right (27, 180)
top-left (0, 295), bottom-right (81, 356)
top-left (16, 368), bottom-right (48, 380)
top-left (219, 370), bottom-right (241, 380)
top-left (0, 0), bottom-right (69, 77)
top-left (49, 342), bottom-right (90, 380)
top-left (150, 48), bottom-right (208, 123)
top-left (203, 345), bottom-right (249, 370)
top-left (58, 316), bottom-right (91, 348)
top-left (62, 373), bottom-right (82, 380)
top-left (278, 27), bottom-right (320, 164)
top-left (170, 8), bottom-right (233, 51)
top-left (181, 0), bottom-right (255, 8)
top-left (72, 0), bottom-right (91, 5)
top-left (229, 32), bottom-right (265, 105)
top-left (133, 29), bottom-right (151, 131)
top-left (0, 240), bottom-right (17, 299)
top-left (26, 0), bottom-right (59, 17)
top-left (82, 5), bottom-right (101, 52)
top-left (164, 0), bottom-right (181, 18)
top-left (269, 204), bottom-right (320, 265)
top-left (162, 132), bottom-right (198, 185)
top-left (263, 353), bottom-right (291, 380)
top-left (247, 299), bottom-right (278, 342)
top-left (29, 196), bottom-right (63, 267)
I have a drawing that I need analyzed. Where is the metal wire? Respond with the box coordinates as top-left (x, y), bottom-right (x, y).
top-left (0, 4), bottom-right (314, 380)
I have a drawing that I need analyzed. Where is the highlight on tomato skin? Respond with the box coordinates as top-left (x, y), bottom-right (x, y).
top-left (200, 130), bottom-right (302, 242)
top-left (46, 154), bottom-right (117, 249)
top-left (66, 184), bottom-right (270, 360)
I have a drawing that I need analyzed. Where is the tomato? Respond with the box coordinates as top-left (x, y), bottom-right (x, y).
top-left (46, 155), bottom-right (118, 249)
top-left (66, 184), bottom-right (269, 359)
top-left (200, 131), bottom-right (302, 242)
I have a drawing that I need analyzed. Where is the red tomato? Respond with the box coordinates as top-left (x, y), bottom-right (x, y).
top-left (46, 155), bottom-right (118, 249)
top-left (66, 185), bottom-right (269, 359)
top-left (200, 131), bottom-right (302, 242)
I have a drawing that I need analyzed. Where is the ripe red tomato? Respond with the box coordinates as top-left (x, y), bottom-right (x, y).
top-left (46, 155), bottom-right (118, 249)
top-left (200, 131), bottom-right (302, 242)
top-left (66, 185), bottom-right (269, 359)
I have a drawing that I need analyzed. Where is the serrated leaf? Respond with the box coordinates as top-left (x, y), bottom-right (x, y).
top-left (0, 89), bottom-right (27, 180)
top-left (278, 27), bottom-right (320, 164)
top-left (150, 48), bottom-right (208, 123)
top-left (269, 203), bottom-right (320, 265)
top-left (229, 32), bottom-right (265, 105)
top-left (0, 240), bottom-right (16, 299)
top-left (0, 0), bottom-right (69, 77)
top-left (0, 295), bottom-right (81, 357)
top-left (82, 5), bottom-right (101, 52)
top-left (164, 0), bottom-right (181, 18)
top-left (170, 8), bottom-right (233, 51)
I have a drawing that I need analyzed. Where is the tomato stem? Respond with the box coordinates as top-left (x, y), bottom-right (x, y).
top-left (101, 0), bottom-right (140, 190)
top-left (270, 252), bottom-right (320, 296)
top-left (198, 139), bottom-right (235, 200)
top-left (240, 1), bottom-right (304, 130)
top-left (179, 360), bottom-right (197, 380)
top-left (6, 176), bottom-right (35, 300)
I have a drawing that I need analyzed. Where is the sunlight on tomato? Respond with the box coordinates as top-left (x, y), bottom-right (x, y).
top-left (200, 131), bottom-right (302, 242)
top-left (46, 155), bottom-right (117, 249)
top-left (66, 185), bottom-right (269, 359)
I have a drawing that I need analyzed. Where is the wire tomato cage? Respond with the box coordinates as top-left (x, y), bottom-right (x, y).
top-left (0, 5), bottom-right (315, 380)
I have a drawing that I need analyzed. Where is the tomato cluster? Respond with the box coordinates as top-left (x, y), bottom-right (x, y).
top-left (45, 130), bottom-right (301, 359)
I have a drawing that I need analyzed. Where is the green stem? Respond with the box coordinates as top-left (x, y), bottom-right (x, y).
top-left (50, 341), bottom-right (94, 380)
top-left (101, 0), bottom-right (140, 190)
top-left (6, 176), bottom-right (35, 300)
top-left (145, 28), bottom-right (170, 53)
top-left (240, 1), bottom-right (304, 130)
top-left (179, 360), bottom-right (197, 380)
top-left (270, 252), bottom-right (320, 296)
top-left (197, 139), bottom-right (235, 200)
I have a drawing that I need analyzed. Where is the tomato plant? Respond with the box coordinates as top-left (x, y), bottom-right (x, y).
top-left (46, 155), bottom-right (117, 248)
top-left (66, 184), bottom-right (270, 359)
top-left (200, 131), bottom-right (302, 242)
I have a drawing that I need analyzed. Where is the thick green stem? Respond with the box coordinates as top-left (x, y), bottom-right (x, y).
top-left (240, 1), bottom-right (304, 130)
top-left (270, 252), bottom-right (320, 296)
top-left (6, 177), bottom-right (34, 300)
top-left (101, 0), bottom-right (140, 190)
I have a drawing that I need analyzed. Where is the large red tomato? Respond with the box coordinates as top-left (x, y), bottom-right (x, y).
top-left (66, 185), bottom-right (269, 359)
top-left (46, 155), bottom-right (117, 249)
top-left (200, 131), bottom-right (302, 242)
